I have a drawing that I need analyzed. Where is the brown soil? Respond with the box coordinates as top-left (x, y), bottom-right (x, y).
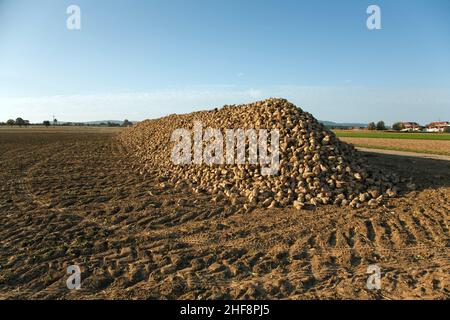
top-left (341, 137), bottom-right (450, 156)
top-left (0, 129), bottom-right (448, 300)
top-left (355, 147), bottom-right (450, 161)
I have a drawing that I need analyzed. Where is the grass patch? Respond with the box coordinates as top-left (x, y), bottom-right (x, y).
top-left (333, 130), bottom-right (450, 141)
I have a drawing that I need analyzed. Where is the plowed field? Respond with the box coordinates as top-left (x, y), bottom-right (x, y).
top-left (0, 128), bottom-right (448, 299)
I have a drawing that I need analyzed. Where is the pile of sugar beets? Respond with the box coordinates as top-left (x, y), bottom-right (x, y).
top-left (120, 98), bottom-right (404, 210)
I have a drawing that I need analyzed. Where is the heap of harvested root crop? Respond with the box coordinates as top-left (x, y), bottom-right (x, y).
top-left (120, 98), bottom-right (400, 209)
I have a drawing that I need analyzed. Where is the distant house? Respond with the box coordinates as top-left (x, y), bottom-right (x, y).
top-left (426, 121), bottom-right (450, 132)
top-left (399, 122), bottom-right (422, 132)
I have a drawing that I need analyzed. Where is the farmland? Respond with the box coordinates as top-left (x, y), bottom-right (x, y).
top-left (334, 130), bottom-right (450, 141)
top-left (339, 137), bottom-right (450, 156)
top-left (334, 130), bottom-right (450, 156)
top-left (0, 127), bottom-right (448, 299)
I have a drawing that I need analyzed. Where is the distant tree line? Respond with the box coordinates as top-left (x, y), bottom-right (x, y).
top-left (367, 121), bottom-right (386, 131)
top-left (0, 118), bottom-right (31, 127)
top-left (392, 122), bottom-right (404, 131)
top-left (1, 118), bottom-right (133, 128)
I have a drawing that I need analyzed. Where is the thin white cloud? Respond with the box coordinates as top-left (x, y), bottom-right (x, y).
top-left (0, 86), bottom-right (448, 125)
top-left (0, 88), bottom-right (264, 122)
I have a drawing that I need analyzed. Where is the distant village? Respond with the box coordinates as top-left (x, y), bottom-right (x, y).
top-left (393, 121), bottom-right (450, 132)
top-left (327, 120), bottom-right (450, 133)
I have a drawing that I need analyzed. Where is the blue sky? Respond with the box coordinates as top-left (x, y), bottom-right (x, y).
top-left (0, 0), bottom-right (449, 124)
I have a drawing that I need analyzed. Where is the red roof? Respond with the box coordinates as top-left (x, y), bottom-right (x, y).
top-left (427, 121), bottom-right (449, 128)
top-left (401, 122), bottom-right (420, 127)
